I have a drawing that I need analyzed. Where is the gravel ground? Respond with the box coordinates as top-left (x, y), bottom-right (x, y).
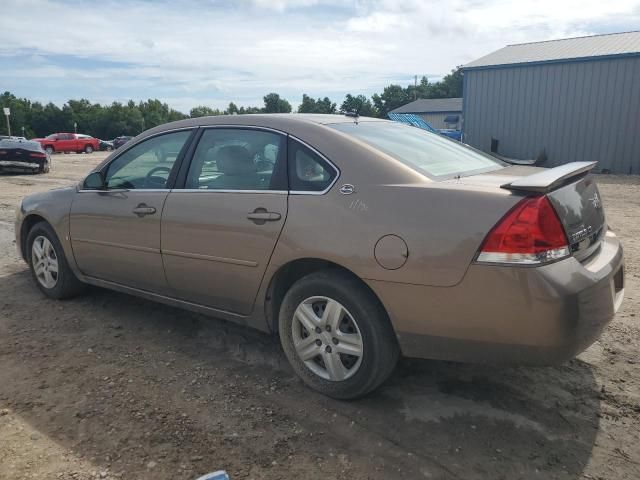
top-left (0, 153), bottom-right (639, 480)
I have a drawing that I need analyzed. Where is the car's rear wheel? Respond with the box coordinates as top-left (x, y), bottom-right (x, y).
top-left (84, 145), bottom-right (94, 154)
top-left (44, 146), bottom-right (54, 155)
top-left (27, 222), bottom-right (85, 299)
top-left (279, 271), bottom-right (399, 399)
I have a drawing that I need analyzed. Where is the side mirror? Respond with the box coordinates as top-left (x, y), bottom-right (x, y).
top-left (83, 171), bottom-right (106, 190)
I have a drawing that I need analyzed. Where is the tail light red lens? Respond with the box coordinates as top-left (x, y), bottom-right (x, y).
top-left (477, 196), bottom-right (570, 265)
top-left (29, 152), bottom-right (46, 158)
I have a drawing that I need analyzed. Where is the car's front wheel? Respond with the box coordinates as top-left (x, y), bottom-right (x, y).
top-left (84, 145), bottom-right (94, 154)
top-left (27, 222), bottom-right (85, 299)
top-left (44, 146), bottom-right (54, 155)
top-left (279, 271), bottom-right (399, 399)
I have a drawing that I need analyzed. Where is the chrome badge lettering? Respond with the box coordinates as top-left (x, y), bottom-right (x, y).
top-left (569, 225), bottom-right (594, 244)
top-left (589, 193), bottom-right (601, 209)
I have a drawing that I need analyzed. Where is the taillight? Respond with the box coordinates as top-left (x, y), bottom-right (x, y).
top-left (476, 196), bottom-right (569, 265)
top-left (29, 152), bottom-right (46, 158)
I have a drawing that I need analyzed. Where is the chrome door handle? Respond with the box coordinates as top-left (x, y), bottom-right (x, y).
top-left (133, 203), bottom-right (157, 217)
top-left (247, 209), bottom-right (281, 224)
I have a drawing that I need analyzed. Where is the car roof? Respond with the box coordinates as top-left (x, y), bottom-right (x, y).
top-left (144, 113), bottom-right (388, 134)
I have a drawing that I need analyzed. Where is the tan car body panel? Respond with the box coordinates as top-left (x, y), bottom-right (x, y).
top-left (69, 190), bottom-right (170, 293)
top-left (161, 191), bottom-right (288, 314)
top-left (16, 114), bottom-right (624, 364)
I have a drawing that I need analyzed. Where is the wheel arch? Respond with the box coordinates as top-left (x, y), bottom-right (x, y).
top-left (20, 213), bottom-right (50, 262)
top-left (263, 257), bottom-right (390, 334)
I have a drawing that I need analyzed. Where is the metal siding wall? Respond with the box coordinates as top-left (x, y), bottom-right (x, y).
top-left (463, 56), bottom-right (640, 174)
top-left (418, 112), bottom-right (462, 129)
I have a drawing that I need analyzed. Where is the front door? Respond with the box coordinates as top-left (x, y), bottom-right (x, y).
top-left (70, 129), bottom-right (194, 293)
top-left (57, 133), bottom-right (75, 152)
top-left (162, 127), bottom-right (288, 315)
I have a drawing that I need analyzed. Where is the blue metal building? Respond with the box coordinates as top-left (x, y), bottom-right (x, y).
top-left (462, 31), bottom-right (640, 174)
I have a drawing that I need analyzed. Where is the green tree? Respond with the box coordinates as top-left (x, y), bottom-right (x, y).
top-left (239, 106), bottom-right (262, 114)
top-left (298, 94), bottom-right (337, 114)
top-left (340, 94), bottom-right (377, 117)
top-left (190, 105), bottom-right (222, 117)
top-left (372, 84), bottom-right (410, 117)
top-left (263, 93), bottom-right (292, 113)
top-left (226, 102), bottom-right (239, 115)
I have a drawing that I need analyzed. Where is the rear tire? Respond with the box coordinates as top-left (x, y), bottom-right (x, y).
top-left (26, 222), bottom-right (85, 299)
top-left (84, 145), bottom-right (94, 154)
top-left (279, 270), bottom-right (399, 399)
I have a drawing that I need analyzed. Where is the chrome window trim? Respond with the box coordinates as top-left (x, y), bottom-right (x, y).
top-left (193, 126), bottom-right (340, 195)
top-left (171, 189), bottom-right (288, 195)
top-left (185, 125), bottom-right (288, 193)
top-left (107, 126), bottom-right (197, 160)
top-left (198, 124), bottom-right (287, 135)
top-left (82, 127), bottom-right (197, 187)
top-left (77, 188), bottom-right (171, 193)
top-left (287, 135), bottom-right (340, 196)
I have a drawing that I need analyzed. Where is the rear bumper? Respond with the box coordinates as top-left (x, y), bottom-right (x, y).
top-left (367, 231), bottom-right (624, 365)
top-left (0, 160), bottom-right (42, 171)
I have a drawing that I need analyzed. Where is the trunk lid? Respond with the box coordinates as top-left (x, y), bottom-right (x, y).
top-left (445, 162), bottom-right (606, 262)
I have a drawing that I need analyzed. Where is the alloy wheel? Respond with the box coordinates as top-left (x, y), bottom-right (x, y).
top-left (32, 236), bottom-right (59, 289)
top-left (292, 296), bottom-right (364, 381)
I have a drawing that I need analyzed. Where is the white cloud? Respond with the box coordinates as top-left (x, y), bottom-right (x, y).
top-left (1, 0), bottom-right (639, 112)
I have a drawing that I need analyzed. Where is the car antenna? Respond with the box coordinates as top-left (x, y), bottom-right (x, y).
top-left (344, 109), bottom-right (359, 124)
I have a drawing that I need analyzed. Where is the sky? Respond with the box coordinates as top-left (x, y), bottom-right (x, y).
top-left (1, 0), bottom-right (639, 113)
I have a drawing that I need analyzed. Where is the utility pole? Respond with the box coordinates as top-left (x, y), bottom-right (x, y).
top-left (74, 122), bottom-right (77, 134)
top-left (3, 107), bottom-right (10, 136)
top-left (414, 75), bottom-right (418, 100)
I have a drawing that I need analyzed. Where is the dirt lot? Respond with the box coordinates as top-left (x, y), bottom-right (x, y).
top-left (0, 152), bottom-right (639, 480)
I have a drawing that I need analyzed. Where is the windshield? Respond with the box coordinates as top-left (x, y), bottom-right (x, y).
top-left (330, 121), bottom-right (504, 179)
top-left (45, 134), bottom-right (57, 140)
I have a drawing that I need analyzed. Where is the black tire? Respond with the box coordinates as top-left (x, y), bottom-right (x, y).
top-left (37, 160), bottom-right (50, 174)
top-left (84, 145), bottom-right (94, 154)
top-left (26, 222), bottom-right (85, 299)
top-left (279, 270), bottom-right (399, 399)
top-left (44, 146), bottom-right (54, 155)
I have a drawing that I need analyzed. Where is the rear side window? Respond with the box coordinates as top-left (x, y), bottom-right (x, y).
top-left (329, 121), bottom-right (504, 179)
top-left (185, 128), bottom-right (286, 191)
top-left (288, 139), bottom-right (337, 192)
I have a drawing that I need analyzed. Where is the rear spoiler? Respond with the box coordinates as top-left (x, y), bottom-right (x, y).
top-left (501, 161), bottom-right (597, 194)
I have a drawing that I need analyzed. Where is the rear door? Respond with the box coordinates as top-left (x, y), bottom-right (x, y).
top-left (161, 127), bottom-right (288, 315)
top-left (70, 129), bottom-right (195, 292)
top-left (59, 133), bottom-right (75, 152)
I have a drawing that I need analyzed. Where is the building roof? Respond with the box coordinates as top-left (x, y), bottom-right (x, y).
top-left (390, 97), bottom-right (462, 114)
top-left (464, 31), bottom-right (640, 70)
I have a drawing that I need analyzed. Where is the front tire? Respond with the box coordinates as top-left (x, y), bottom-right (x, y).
top-left (44, 146), bottom-right (54, 155)
top-left (84, 145), bottom-right (94, 154)
top-left (26, 222), bottom-right (85, 299)
top-left (279, 271), bottom-right (399, 399)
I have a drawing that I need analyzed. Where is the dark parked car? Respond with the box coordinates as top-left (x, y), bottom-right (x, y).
top-left (0, 139), bottom-right (50, 173)
top-left (15, 114), bottom-right (624, 399)
top-left (113, 136), bottom-right (133, 149)
top-left (99, 139), bottom-right (114, 151)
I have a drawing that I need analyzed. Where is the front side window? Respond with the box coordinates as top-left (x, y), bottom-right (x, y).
top-left (288, 139), bottom-right (336, 192)
top-left (185, 128), bottom-right (286, 190)
top-left (330, 121), bottom-right (504, 179)
top-left (105, 130), bottom-right (192, 190)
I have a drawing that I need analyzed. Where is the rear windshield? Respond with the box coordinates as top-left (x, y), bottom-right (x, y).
top-left (330, 121), bottom-right (504, 179)
top-left (0, 139), bottom-right (44, 151)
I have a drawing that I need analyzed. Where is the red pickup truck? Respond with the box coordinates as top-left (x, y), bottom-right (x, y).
top-left (33, 133), bottom-right (99, 154)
